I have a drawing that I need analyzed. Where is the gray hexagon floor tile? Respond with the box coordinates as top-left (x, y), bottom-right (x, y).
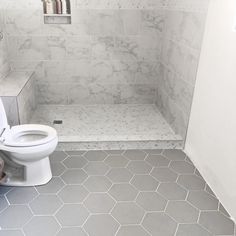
top-left (166, 201), bottom-right (199, 223)
top-left (23, 216), bottom-right (60, 236)
top-left (84, 150), bottom-right (107, 161)
top-left (6, 187), bottom-right (38, 204)
top-left (58, 185), bottom-right (89, 203)
top-left (63, 155), bottom-right (88, 168)
top-left (108, 183), bottom-right (138, 201)
top-left (61, 169), bottom-right (88, 184)
top-left (219, 203), bottom-right (231, 217)
top-left (199, 211), bottom-right (234, 235)
top-left (178, 174), bottom-right (206, 190)
top-left (65, 150), bottom-right (86, 156)
top-left (163, 150), bottom-right (186, 160)
top-left (205, 184), bottom-right (216, 197)
top-left (170, 161), bottom-right (195, 174)
top-left (56, 204), bottom-right (89, 226)
top-left (0, 186), bottom-right (12, 195)
top-left (136, 192), bottom-right (167, 211)
top-left (29, 195), bottom-right (62, 215)
top-left (56, 227), bottom-right (87, 236)
top-left (123, 150), bottom-right (146, 160)
top-left (145, 154), bottom-right (170, 167)
top-left (84, 193), bottom-right (115, 213)
top-left (83, 162), bottom-right (109, 175)
top-left (0, 195), bottom-right (8, 212)
top-left (36, 177), bottom-right (65, 194)
top-left (131, 175), bottom-right (159, 191)
top-left (51, 162), bottom-right (66, 176)
top-left (104, 150), bottom-right (124, 155)
top-left (111, 202), bottom-right (144, 225)
top-left (0, 205), bottom-right (33, 228)
top-left (151, 167), bottom-right (178, 182)
top-left (84, 214), bottom-right (119, 236)
top-left (50, 151), bottom-right (67, 162)
top-left (106, 168), bottom-right (133, 183)
top-left (127, 161), bottom-right (152, 174)
top-left (2, 149), bottom-right (235, 236)
top-left (116, 225), bottom-right (150, 236)
top-left (143, 149), bottom-right (163, 155)
top-left (0, 230), bottom-right (24, 236)
top-left (142, 212), bottom-right (177, 236)
top-left (104, 155), bottom-right (129, 167)
top-left (157, 182), bottom-right (187, 200)
top-left (83, 176), bottom-right (112, 192)
top-left (176, 224), bottom-right (212, 236)
top-left (187, 190), bottom-right (219, 210)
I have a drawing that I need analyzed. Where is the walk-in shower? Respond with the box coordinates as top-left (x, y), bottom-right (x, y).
top-left (0, 0), bottom-right (209, 150)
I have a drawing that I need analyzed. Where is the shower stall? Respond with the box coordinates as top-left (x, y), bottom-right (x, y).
top-left (0, 0), bottom-right (209, 150)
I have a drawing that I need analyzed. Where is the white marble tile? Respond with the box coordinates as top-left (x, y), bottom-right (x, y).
top-left (0, 11), bottom-right (10, 80)
top-left (1, 97), bottom-right (19, 126)
top-left (66, 36), bottom-right (92, 60)
top-left (156, 86), bottom-right (188, 138)
top-left (91, 36), bottom-right (115, 60)
top-left (8, 36), bottom-right (50, 61)
top-left (36, 83), bottom-right (68, 105)
top-left (114, 36), bottom-right (161, 61)
top-left (42, 60), bottom-right (91, 83)
top-left (4, 10), bottom-right (42, 36)
top-left (164, 11), bottom-right (207, 50)
top-left (120, 10), bottom-right (141, 35)
top-left (18, 77), bottom-right (37, 124)
top-left (0, 71), bottom-right (32, 96)
top-left (159, 64), bottom-right (194, 114)
top-left (48, 36), bottom-right (66, 60)
top-left (88, 10), bottom-right (124, 36)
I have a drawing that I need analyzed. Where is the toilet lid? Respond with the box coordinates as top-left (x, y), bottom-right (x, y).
top-left (0, 98), bottom-right (8, 135)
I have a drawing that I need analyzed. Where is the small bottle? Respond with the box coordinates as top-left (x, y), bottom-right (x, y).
top-left (61, 0), bottom-right (69, 14)
top-left (44, 0), bottom-right (54, 14)
top-left (55, 0), bottom-right (62, 14)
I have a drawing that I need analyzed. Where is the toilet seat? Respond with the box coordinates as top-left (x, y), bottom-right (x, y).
top-left (2, 124), bottom-right (57, 147)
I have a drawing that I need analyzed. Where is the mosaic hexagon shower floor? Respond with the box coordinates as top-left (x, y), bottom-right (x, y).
top-left (0, 150), bottom-right (235, 236)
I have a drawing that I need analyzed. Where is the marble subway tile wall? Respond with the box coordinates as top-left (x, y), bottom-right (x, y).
top-left (0, 10), bottom-right (10, 79)
top-left (156, 0), bottom-right (209, 137)
top-left (3, 0), bottom-right (166, 104)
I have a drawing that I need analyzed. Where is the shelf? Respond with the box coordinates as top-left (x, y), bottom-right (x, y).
top-left (44, 14), bottom-right (71, 24)
top-left (42, 0), bottom-right (71, 24)
top-left (44, 14), bottom-right (71, 17)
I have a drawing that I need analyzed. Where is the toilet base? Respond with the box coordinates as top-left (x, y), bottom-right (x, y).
top-left (2, 157), bottom-right (52, 187)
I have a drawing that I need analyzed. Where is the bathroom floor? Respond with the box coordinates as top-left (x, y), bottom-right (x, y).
top-left (0, 149), bottom-right (234, 236)
top-left (30, 104), bottom-right (182, 143)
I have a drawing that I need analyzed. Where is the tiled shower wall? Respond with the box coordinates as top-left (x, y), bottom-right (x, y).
top-left (2, 0), bottom-right (165, 104)
top-left (156, 0), bottom-right (209, 137)
top-left (0, 0), bottom-right (209, 138)
top-left (0, 10), bottom-right (10, 79)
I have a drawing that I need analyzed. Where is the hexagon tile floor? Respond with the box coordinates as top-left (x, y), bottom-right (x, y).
top-left (0, 150), bottom-right (235, 236)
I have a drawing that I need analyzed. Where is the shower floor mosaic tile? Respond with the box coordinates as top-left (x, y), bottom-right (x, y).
top-left (0, 150), bottom-right (235, 236)
top-left (30, 104), bottom-right (182, 143)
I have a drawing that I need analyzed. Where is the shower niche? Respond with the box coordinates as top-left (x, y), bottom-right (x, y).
top-left (42, 0), bottom-right (71, 24)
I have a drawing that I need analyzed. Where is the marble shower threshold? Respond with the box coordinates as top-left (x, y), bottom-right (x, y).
top-left (30, 104), bottom-right (183, 150)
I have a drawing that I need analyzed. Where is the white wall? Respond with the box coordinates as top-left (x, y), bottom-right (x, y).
top-left (185, 0), bottom-right (236, 220)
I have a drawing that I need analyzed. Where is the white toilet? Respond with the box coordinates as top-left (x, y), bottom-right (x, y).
top-left (0, 98), bottom-right (58, 186)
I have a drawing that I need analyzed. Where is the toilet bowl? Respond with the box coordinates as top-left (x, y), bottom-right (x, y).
top-left (0, 98), bottom-right (58, 186)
